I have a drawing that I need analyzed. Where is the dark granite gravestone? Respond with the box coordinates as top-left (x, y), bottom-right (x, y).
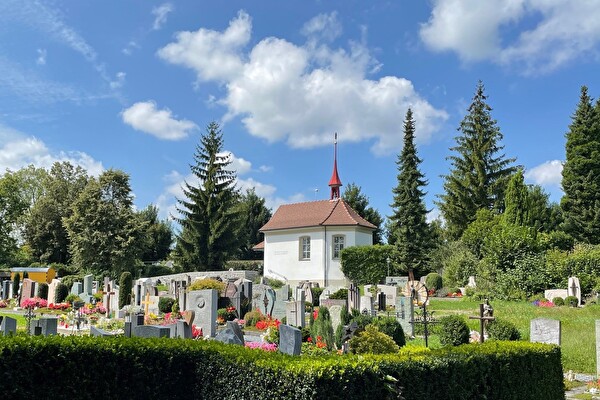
top-left (1, 280), bottom-right (10, 300)
top-left (164, 323), bottom-right (178, 338)
top-left (279, 324), bottom-right (302, 356)
top-left (241, 281), bottom-right (252, 303)
top-left (29, 318), bottom-right (58, 336)
top-left (214, 326), bottom-right (244, 345)
top-left (225, 321), bottom-right (244, 344)
top-left (378, 292), bottom-right (386, 311)
top-left (176, 320), bottom-right (192, 339)
top-left (91, 325), bottom-right (117, 337)
top-left (1, 316), bottom-right (17, 336)
top-left (133, 325), bottom-right (171, 338)
top-left (231, 292), bottom-right (242, 318)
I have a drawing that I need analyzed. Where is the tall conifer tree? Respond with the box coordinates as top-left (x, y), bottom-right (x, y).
top-left (389, 109), bottom-right (431, 276)
top-left (174, 122), bottom-right (241, 271)
top-left (561, 86), bottom-right (600, 243)
top-left (503, 169), bottom-right (529, 226)
top-left (437, 81), bottom-right (516, 239)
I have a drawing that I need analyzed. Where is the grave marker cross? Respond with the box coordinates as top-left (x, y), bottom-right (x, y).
top-left (141, 293), bottom-right (153, 316)
top-left (469, 303), bottom-right (495, 343)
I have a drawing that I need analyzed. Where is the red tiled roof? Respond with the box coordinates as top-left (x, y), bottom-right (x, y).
top-left (260, 199), bottom-right (377, 231)
top-left (252, 241), bottom-right (265, 251)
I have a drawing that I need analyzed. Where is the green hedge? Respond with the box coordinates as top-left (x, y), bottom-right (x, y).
top-left (0, 336), bottom-right (563, 400)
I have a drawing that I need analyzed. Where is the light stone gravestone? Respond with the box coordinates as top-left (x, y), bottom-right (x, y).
top-left (544, 289), bottom-right (568, 303)
top-left (329, 305), bottom-right (343, 332)
top-left (265, 287), bottom-right (276, 316)
top-left (251, 284), bottom-right (269, 312)
top-left (360, 295), bottom-right (374, 315)
top-left (395, 296), bottom-right (413, 336)
top-left (1, 316), bottom-right (17, 335)
top-left (530, 318), bottom-right (561, 345)
top-left (82, 274), bottom-right (94, 300)
top-left (91, 325), bottom-right (116, 337)
top-left (568, 276), bottom-right (581, 306)
top-left (47, 279), bottom-right (60, 304)
top-left (286, 290), bottom-right (305, 328)
top-left (379, 285), bottom-right (397, 307)
top-left (302, 282), bottom-right (314, 305)
top-left (71, 281), bottom-right (83, 296)
top-left (279, 324), bottom-right (302, 356)
top-left (187, 289), bottom-right (218, 337)
top-left (467, 276), bottom-right (477, 287)
top-left (19, 279), bottom-right (35, 307)
top-left (176, 320), bottom-right (192, 339)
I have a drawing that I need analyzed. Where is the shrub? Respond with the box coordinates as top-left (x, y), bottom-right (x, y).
top-left (264, 277), bottom-right (285, 289)
top-left (552, 297), bottom-right (565, 306)
top-left (486, 319), bottom-right (521, 341)
top-left (60, 275), bottom-right (83, 292)
top-left (311, 306), bottom-right (334, 350)
top-left (311, 287), bottom-right (324, 306)
top-left (188, 279), bottom-right (226, 294)
top-left (565, 296), bottom-right (579, 307)
top-left (55, 283), bottom-right (68, 303)
top-left (439, 315), bottom-right (470, 346)
top-left (349, 324), bottom-right (399, 354)
top-left (243, 309), bottom-right (264, 327)
top-left (158, 297), bottom-right (176, 314)
top-left (340, 244), bottom-right (396, 284)
top-left (119, 272), bottom-right (133, 309)
top-left (37, 282), bottom-right (49, 300)
top-left (65, 294), bottom-right (82, 304)
top-left (12, 273), bottom-right (20, 298)
top-left (425, 273), bottom-right (443, 291)
top-left (371, 316), bottom-right (405, 347)
top-left (350, 314), bottom-right (374, 332)
top-left (328, 288), bottom-right (348, 300)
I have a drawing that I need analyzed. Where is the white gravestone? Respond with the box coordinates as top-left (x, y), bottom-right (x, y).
top-left (544, 289), bottom-right (568, 303)
top-left (568, 276), bottom-right (581, 306)
top-left (530, 318), bottom-right (561, 345)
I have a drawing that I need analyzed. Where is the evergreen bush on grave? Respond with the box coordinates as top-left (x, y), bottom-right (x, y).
top-left (439, 315), bottom-right (470, 346)
top-left (119, 272), bottom-right (133, 309)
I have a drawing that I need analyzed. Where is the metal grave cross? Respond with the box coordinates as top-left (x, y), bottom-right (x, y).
top-left (469, 303), bottom-right (496, 343)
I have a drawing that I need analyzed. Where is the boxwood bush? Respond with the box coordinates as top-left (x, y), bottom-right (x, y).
top-left (0, 335), bottom-right (564, 400)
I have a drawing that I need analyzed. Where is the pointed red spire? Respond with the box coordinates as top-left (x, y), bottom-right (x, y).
top-left (329, 132), bottom-right (342, 200)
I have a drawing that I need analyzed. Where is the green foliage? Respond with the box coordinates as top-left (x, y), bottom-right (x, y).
top-left (311, 287), bottom-right (324, 306)
top-left (340, 244), bottom-right (395, 284)
top-left (486, 319), bottom-right (521, 341)
top-left (173, 122), bottom-right (242, 271)
top-left (65, 294), bottom-right (81, 304)
top-left (438, 315), bottom-right (470, 346)
top-left (237, 188), bottom-right (272, 260)
top-left (435, 241), bottom-right (478, 288)
top-left (350, 313), bottom-right (374, 331)
top-left (437, 81), bottom-right (517, 239)
top-left (371, 316), bottom-right (406, 347)
top-left (349, 324), bottom-right (400, 354)
top-left (64, 169), bottom-right (146, 278)
top-left (11, 273), bottom-right (20, 298)
top-left (561, 86), bottom-right (600, 244)
top-left (54, 282), bottom-right (68, 303)
top-left (538, 231), bottom-right (574, 251)
top-left (494, 254), bottom-right (549, 300)
top-left (141, 264), bottom-right (173, 277)
top-left (118, 271), bottom-right (133, 309)
top-left (137, 205), bottom-right (173, 262)
top-left (60, 275), bottom-right (83, 292)
top-left (311, 306), bottom-right (334, 350)
top-left (22, 271), bottom-right (29, 279)
top-left (243, 309), bottom-right (265, 327)
top-left (340, 304), bottom-right (351, 325)
top-left (565, 296), bottom-right (579, 307)
top-left (158, 297), bottom-right (175, 314)
top-left (553, 297), bottom-right (565, 306)
top-left (0, 336), bottom-right (564, 400)
top-left (389, 109), bottom-right (432, 276)
top-left (36, 282), bottom-right (48, 300)
top-left (503, 169), bottom-right (529, 226)
top-left (425, 272), bottom-right (443, 291)
top-left (342, 183), bottom-right (384, 244)
top-left (264, 277), bottom-right (284, 289)
top-left (328, 288), bottom-right (348, 300)
top-left (188, 278), bottom-right (226, 294)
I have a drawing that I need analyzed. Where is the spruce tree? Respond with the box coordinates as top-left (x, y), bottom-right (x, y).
top-left (504, 169), bottom-right (529, 226)
top-left (174, 122), bottom-right (241, 271)
top-left (437, 81), bottom-right (516, 239)
top-left (389, 108), bottom-right (431, 276)
top-left (561, 86), bottom-right (600, 244)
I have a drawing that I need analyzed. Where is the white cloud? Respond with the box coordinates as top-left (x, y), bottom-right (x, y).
top-left (0, 123), bottom-right (103, 176)
top-left (420, 0), bottom-right (600, 74)
top-left (110, 72), bottom-right (126, 89)
top-left (426, 208), bottom-right (442, 223)
top-left (157, 10), bottom-right (251, 82)
top-left (259, 165), bottom-right (272, 173)
top-left (122, 41), bottom-right (140, 56)
top-left (301, 12), bottom-right (342, 42)
top-left (36, 48), bottom-right (47, 65)
top-left (158, 11), bottom-right (447, 155)
top-left (218, 152), bottom-right (252, 175)
top-left (121, 101), bottom-right (198, 140)
top-left (152, 3), bottom-right (174, 30)
top-left (525, 160), bottom-right (563, 186)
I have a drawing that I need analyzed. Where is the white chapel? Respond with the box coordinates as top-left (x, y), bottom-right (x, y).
top-left (258, 137), bottom-right (376, 287)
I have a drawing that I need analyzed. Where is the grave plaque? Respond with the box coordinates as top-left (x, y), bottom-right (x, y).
top-left (530, 318), bottom-right (561, 345)
top-left (176, 320), bottom-right (192, 339)
top-left (2, 280), bottom-right (10, 300)
top-left (279, 324), bottom-right (302, 356)
top-left (1, 316), bottom-right (17, 336)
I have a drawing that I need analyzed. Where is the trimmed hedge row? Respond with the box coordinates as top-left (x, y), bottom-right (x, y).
top-left (0, 336), bottom-right (563, 399)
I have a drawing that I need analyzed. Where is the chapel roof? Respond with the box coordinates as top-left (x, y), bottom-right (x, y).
top-left (260, 199), bottom-right (377, 232)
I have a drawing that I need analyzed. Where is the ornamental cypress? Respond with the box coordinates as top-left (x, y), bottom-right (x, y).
top-left (437, 81), bottom-right (517, 239)
top-left (389, 108), bottom-right (431, 276)
top-left (560, 86), bottom-right (600, 244)
top-left (12, 272), bottom-right (20, 298)
top-left (119, 271), bottom-right (133, 309)
top-left (173, 122), bottom-right (241, 271)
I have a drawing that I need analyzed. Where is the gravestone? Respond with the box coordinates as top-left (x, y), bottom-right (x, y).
top-left (187, 289), bottom-right (218, 337)
top-left (329, 305), bottom-right (343, 332)
top-left (395, 296), bottom-right (413, 336)
top-left (30, 318), bottom-right (58, 336)
top-left (1, 280), bottom-right (10, 300)
top-left (279, 324), bottom-right (302, 356)
top-left (264, 287), bottom-right (276, 316)
top-left (385, 276), bottom-right (409, 288)
top-left (251, 284), bottom-right (269, 312)
top-left (81, 274), bottom-right (94, 302)
top-left (20, 279), bottom-right (35, 307)
top-left (226, 321), bottom-right (245, 344)
top-left (241, 281), bottom-right (253, 304)
top-left (596, 320), bottom-right (600, 377)
top-left (568, 276), bottom-right (581, 306)
top-left (286, 290), bottom-right (305, 328)
top-left (360, 295), bottom-right (374, 315)
top-left (467, 276), bottom-right (477, 287)
top-left (231, 292), bottom-right (242, 318)
top-left (176, 320), bottom-right (192, 339)
top-left (134, 325), bottom-right (170, 338)
top-left (47, 279), bottom-right (61, 304)
top-left (348, 283), bottom-right (360, 311)
top-left (91, 325), bottom-right (116, 337)
top-left (378, 292), bottom-right (387, 311)
top-left (300, 282), bottom-right (314, 305)
top-left (71, 281), bottom-right (83, 296)
top-left (379, 285), bottom-right (397, 307)
top-left (1, 316), bottom-right (17, 336)
top-left (276, 284), bottom-right (290, 302)
top-left (319, 288), bottom-right (331, 304)
top-left (530, 318), bottom-right (561, 345)
top-left (163, 323), bottom-right (178, 338)
top-left (544, 289), bottom-right (568, 303)
top-left (215, 326), bottom-right (244, 345)
top-left (224, 281), bottom-right (238, 299)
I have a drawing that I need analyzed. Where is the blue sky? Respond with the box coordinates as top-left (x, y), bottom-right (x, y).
top-left (1, 1), bottom-right (599, 225)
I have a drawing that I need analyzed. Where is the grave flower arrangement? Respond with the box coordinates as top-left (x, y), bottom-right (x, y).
top-left (21, 297), bottom-right (48, 309)
top-left (0, 299), bottom-right (7, 308)
top-left (255, 316), bottom-right (280, 331)
top-left (532, 299), bottom-right (554, 308)
top-left (245, 342), bottom-right (277, 352)
top-left (191, 324), bottom-right (202, 339)
top-left (587, 379), bottom-right (600, 394)
top-left (48, 303), bottom-right (70, 311)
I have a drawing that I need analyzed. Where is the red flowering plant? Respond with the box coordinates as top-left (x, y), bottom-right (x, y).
top-left (192, 325), bottom-right (202, 339)
top-left (48, 303), bottom-right (70, 311)
top-left (21, 297), bottom-right (48, 309)
top-left (302, 335), bottom-right (329, 356)
top-left (255, 316), bottom-right (280, 331)
top-left (532, 299), bottom-right (554, 307)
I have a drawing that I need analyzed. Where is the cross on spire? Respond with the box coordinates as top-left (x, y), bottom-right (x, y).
top-left (328, 132), bottom-right (342, 200)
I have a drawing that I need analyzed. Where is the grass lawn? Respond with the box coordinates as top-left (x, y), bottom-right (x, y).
top-left (408, 298), bottom-right (599, 374)
top-left (0, 312), bottom-right (28, 329)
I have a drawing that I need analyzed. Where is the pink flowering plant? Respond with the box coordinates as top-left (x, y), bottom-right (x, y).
top-left (532, 299), bottom-right (554, 307)
top-left (245, 342), bottom-right (278, 352)
top-left (21, 297), bottom-right (48, 309)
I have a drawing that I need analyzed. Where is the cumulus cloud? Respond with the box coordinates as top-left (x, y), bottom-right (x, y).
top-left (420, 0), bottom-right (600, 74)
top-left (218, 152), bottom-right (252, 175)
top-left (152, 3), bottom-right (173, 30)
top-left (121, 101), bottom-right (198, 140)
top-left (158, 11), bottom-right (447, 155)
top-left (301, 12), bottom-right (342, 42)
top-left (0, 123), bottom-right (103, 176)
top-left (525, 159), bottom-right (563, 186)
